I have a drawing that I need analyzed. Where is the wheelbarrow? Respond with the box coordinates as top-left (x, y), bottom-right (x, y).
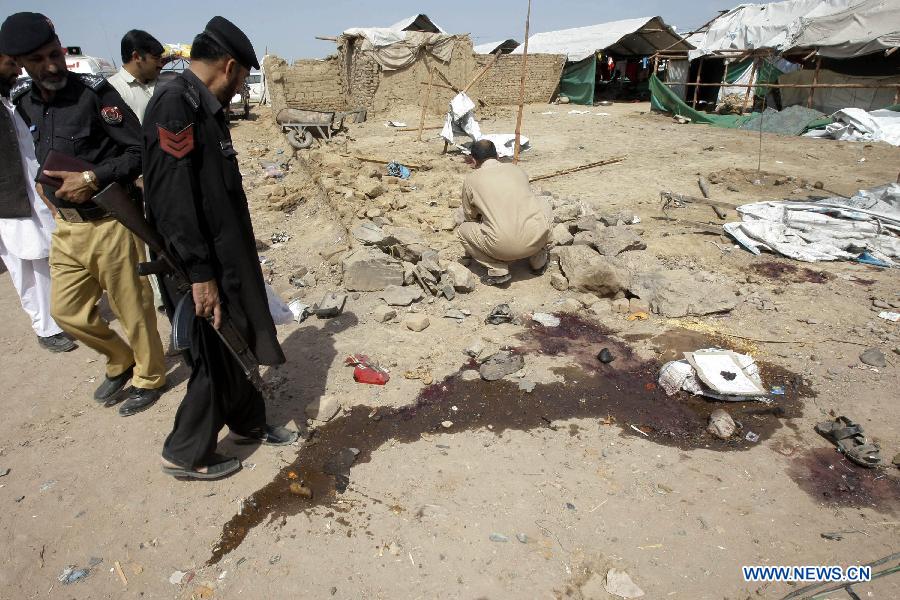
top-left (276, 108), bottom-right (367, 149)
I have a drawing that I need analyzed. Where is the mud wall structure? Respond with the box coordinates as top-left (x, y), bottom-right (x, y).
top-left (263, 38), bottom-right (565, 115)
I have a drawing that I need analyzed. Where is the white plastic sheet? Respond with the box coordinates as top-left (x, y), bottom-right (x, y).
top-left (818, 108), bottom-right (900, 146)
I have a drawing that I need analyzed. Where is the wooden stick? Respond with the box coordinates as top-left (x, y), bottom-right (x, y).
top-left (338, 155), bottom-right (431, 170)
top-left (739, 58), bottom-right (758, 115)
top-left (529, 156), bottom-right (626, 182)
top-left (114, 561), bottom-right (128, 586)
top-left (316, 36), bottom-right (338, 42)
top-left (807, 56), bottom-right (821, 108)
top-left (691, 57), bottom-right (704, 108)
top-left (433, 69), bottom-right (459, 93)
top-left (419, 81), bottom-right (456, 91)
top-left (418, 67), bottom-right (435, 141)
top-left (513, 0), bottom-right (532, 164)
top-left (462, 50), bottom-right (502, 95)
top-left (399, 125), bottom-right (442, 132)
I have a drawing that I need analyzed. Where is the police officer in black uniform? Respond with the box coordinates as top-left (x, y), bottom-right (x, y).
top-left (1, 12), bottom-right (167, 415)
top-left (142, 17), bottom-right (297, 480)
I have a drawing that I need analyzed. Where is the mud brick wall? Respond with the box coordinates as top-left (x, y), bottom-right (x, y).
top-left (263, 55), bottom-right (346, 114)
top-left (470, 54), bottom-right (566, 105)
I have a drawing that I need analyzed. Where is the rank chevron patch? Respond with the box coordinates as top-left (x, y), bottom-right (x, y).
top-left (158, 124), bottom-right (195, 159)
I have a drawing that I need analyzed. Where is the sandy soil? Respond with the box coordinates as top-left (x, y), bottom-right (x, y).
top-left (1, 101), bottom-right (898, 600)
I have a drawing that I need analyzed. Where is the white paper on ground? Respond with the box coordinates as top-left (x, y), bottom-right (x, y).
top-left (684, 350), bottom-right (767, 396)
top-left (266, 284), bottom-right (294, 325)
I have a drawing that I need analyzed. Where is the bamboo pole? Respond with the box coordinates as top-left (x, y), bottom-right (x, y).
top-left (462, 50), bottom-right (502, 95)
top-left (691, 58), bottom-right (704, 108)
top-left (529, 156), bottom-right (627, 182)
top-left (433, 69), bottom-right (460, 93)
top-left (739, 58), bottom-right (759, 115)
top-left (513, 0), bottom-right (532, 164)
top-left (418, 67), bottom-right (435, 141)
top-left (806, 56), bottom-right (822, 109)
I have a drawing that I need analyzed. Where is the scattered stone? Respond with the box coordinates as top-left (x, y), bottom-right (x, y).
top-left (558, 298), bottom-right (582, 313)
top-left (515, 533), bottom-right (529, 543)
top-left (444, 309), bottom-right (467, 321)
top-left (518, 379), bottom-right (536, 393)
top-left (557, 245), bottom-right (632, 297)
top-left (485, 304), bottom-right (514, 325)
top-left (489, 533), bottom-right (509, 542)
top-left (550, 223), bottom-right (574, 246)
top-left (373, 305), bottom-right (397, 323)
top-left (572, 230), bottom-right (597, 246)
top-left (859, 347), bottom-right (886, 368)
top-left (633, 270), bottom-right (737, 318)
top-left (480, 351), bottom-right (525, 381)
top-left (419, 250), bottom-right (443, 275)
top-left (319, 242), bottom-right (349, 263)
top-left (379, 285), bottom-right (423, 307)
top-left (441, 420), bottom-right (453, 429)
top-left (342, 249), bottom-right (404, 292)
top-left (305, 396), bottom-right (340, 422)
top-left (580, 573), bottom-right (608, 600)
top-left (597, 348), bottom-right (614, 364)
top-left (351, 221), bottom-right (385, 245)
top-left (377, 226), bottom-right (430, 263)
top-left (355, 175), bottom-right (385, 198)
top-left (629, 297), bottom-right (650, 313)
top-left (0, 468), bottom-right (9, 477)
top-left (405, 315), bottom-right (431, 332)
top-left (365, 208), bottom-right (382, 219)
top-left (550, 272), bottom-right (569, 291)
top-left (594, 226), bottom-right (647, 256)
top-left (574, 215), bottom-right (598, 232)
top-left (553, 203), bottom-right (582, 223)
top-left (707, 409), bottom-right (736, 439)
top-left (313, 292), bottom-right (347, 318)
top-left (460, 369), bottom-right (481, 382)
top-left (605, 568), bottom-right (644, 599)
top-left (168, 570), bottom-right (189, 586)
top-left (597, 211), bottom-right (637, 226)
top-left (814, 181), bottom-right (824, 189)
top-left (532, 312), bottom-right (560, 327)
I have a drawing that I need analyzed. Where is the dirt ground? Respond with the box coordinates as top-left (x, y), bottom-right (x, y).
top-left (1, 100), bottom-right (898, 600)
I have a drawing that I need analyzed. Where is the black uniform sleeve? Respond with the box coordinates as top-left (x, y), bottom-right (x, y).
top-left (92, 85), bottom-right (142, 188)
top-left (143, 91), bottom-right (214, 283)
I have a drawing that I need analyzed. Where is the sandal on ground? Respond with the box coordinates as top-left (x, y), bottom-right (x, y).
top-left (161, 454), bottom-right (242, 480)
top-left (815, 416), bottom-right (882, 468)
top-left (233, 424), bottom-right (299, 446)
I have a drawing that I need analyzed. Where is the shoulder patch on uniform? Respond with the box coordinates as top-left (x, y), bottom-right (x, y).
top-left (158, 124), bottom-right (195, 159)
top-left (78, 73), bottom-right (107, 91)
top-left (101, 106), bottom-right (123, 125)
top-left (182, 85), bottom-right (200, 111)
top-left (10, 78), bottom-right (32, 102)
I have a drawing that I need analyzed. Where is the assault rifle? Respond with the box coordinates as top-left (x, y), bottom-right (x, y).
top-left (92, 183), bottom-right (268, 396)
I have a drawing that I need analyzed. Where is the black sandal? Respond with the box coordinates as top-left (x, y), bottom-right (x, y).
top-left (815, 416), bottom-right (882, 468)
top-left (161, 454), bottom-right (242, 480)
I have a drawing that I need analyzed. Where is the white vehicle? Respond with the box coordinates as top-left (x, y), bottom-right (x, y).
top-left (64, 46), bottom-right (116, 78)
top-left (247, 71), bottom-right (264, 103)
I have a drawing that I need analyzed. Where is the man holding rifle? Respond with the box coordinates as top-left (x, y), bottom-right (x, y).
top-left (0, 12), bottom-right (166, 415)
top-left (142, 17), bottom-right (296, 480)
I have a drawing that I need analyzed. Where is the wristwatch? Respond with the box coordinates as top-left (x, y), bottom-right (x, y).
top-left (82, 170), bottom-right (99, 192)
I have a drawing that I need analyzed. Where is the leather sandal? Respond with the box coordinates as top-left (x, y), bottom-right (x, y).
top-left (161, 454), bottom-right (241, 480)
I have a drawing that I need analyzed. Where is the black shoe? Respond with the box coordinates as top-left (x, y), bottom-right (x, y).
top-left (118, 386), bottom-right (162, 417)
top-left (233, 424), bottom-right (299, 446)
top-left (37, 333), bottom-right (76, 353)
top-left (93, 365), bottom-right (134, 403)
top-left (480, 273), bottom-right (512, 286)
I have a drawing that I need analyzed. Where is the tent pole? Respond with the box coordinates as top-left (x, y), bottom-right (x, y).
top-left (513, 0), bottom-right (532, 164)
top-left (652, 53), bottom-right (659, 77)
top-left (806, 56), bottom-right (821, 109)
top-left (418, 66), bottom-right (435, 141)
top-left (739, 58), bottom-right (758, 115)
top-left (894, 85), bottom-right (900, 106)
top-left (691, 58), bottom-right (704, 109)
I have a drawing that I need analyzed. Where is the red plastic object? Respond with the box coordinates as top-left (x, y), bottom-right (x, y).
top-left (345, 354), bottom-right (390, 385)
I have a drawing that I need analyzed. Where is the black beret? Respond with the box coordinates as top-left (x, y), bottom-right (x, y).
top-left (203, 16), bottom-right (259, 70)
top-left (0, 12), bottom-right (58, 56)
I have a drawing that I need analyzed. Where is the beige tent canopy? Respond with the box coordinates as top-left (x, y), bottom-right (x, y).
top-left (787, 0), bottom-right (900, 58)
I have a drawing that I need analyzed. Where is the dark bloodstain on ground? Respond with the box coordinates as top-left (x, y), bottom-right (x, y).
top-left (750, 261), bottom-right (832, 284)
top-left (786, 448), bottom-right (900, 514)
top-left (208, 314), bottom-right (813, 564)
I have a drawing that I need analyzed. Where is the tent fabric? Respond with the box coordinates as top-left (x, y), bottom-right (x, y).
top-left (666, 59), bottom-right (690, 99)
top-left (719, 56), bottom-right (799, 100)
top-left (779, 68), bottom-right (900, 113)
top-left (340, 31), bottom-right (457, 71)
top-left (686, 0), bottom-right (853, 60)
top-left (788, 0), bottom-right (900, 58)
top-left (473, 39), bottom-right (520, 54)
top-left (386, 14), bottom-right (445, 34)
top-left (343, 13), bottom-right (446, 48)
top-left (811, 107), bottom-right (900, 145)
top-left (511, 16), bottom-right (690, 62)
top-left (559, 57), bottom-right (597, 105)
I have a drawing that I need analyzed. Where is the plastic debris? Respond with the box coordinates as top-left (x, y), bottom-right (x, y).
top-left (313, 292), bottom-right (347, 318)
top-left (58, 566), bottom-right (90, 585)
top-left (878, 311), bottom-right (900, 322)
top-left (345, 354), bottom-right (390, 385)
top-left (516, 533), bottom-right (529, 543)
top-left (857, 252), bottom-right (891, 267)
top-left (387, 161), bottom-right (411, 179)
top-left (659, 348), bottom-right (768, 401)
top-left (270, 231), bottom-right (290, 244)
top-left (531, 312), bottom-right (560, 327)
top-left (288, 299), bottom-right (311, 323)
top-left (770, 385), bottom-right (785, 395)
top-left (260, 161), bottom-right (284, 179)
top-left (605, 568), bottom-right (645, 598)
top-left (745, 431), bottom-right (760, 443)
top-left (489, 533), bottom-right (509, 542)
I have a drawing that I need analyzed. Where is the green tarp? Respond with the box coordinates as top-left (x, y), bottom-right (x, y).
top-left (725, 59), bottom-right (786, 99)
top-left (560, 57), bottom-right (596, 105)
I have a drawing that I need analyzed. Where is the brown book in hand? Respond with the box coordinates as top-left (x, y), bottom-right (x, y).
top-left (36, 149), bottom-right (95, 189)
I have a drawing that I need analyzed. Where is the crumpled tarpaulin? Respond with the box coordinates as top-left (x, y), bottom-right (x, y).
top-left (724, 183), bottom-right (900, 264)
top-left (341, 31), bottom-right (457, 71)
top-left (441, 93), bottom-right (482, 145)
top-left (803, 106), bottom-right (900, 146)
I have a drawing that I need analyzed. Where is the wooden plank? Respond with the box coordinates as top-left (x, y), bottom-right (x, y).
top-left (418, 67), bottom-right (435, 141)
top-left (528, 156), bottom-right (626, 182)
top-left (691, 58), bottom-right (704, 108)
top-left (514, 0), bottom-right (532, 164)
top-left (739, 58), bottom-right (758, 115)
top-left (806, 56), bottom-right (822, 109)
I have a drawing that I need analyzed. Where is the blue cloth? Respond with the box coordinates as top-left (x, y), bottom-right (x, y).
top-left (387, 161), bottom-right (410, 179)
